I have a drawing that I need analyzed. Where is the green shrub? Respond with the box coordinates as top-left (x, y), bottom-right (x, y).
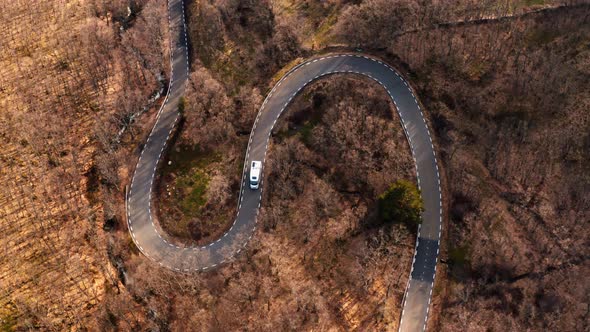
top-left (178, 169), bottom-right (209, 216)
top-left (377, 180), bottom-right (424, 230)
top-left (178, 96), bottom-right (186, 114)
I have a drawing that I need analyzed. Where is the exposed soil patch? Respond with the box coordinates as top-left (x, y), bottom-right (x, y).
top-left (155, 143), bottom-right (238, 246)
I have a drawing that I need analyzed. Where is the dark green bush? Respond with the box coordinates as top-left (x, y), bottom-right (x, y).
top-left (377, 180), bottom-right (424, 230)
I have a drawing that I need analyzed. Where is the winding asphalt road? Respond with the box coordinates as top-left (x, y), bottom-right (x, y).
top-left (126, 0), bottom-right (442, 331)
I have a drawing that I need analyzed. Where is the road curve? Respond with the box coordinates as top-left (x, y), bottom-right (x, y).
top-left (126, 1), bottom-right (442, 331)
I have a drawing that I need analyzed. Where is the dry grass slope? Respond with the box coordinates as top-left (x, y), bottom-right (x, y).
top-left (0, 0), bottom-right (168, 329)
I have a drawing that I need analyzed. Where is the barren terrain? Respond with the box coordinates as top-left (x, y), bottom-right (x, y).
top-left (0, 0), bottom-right (168, 328)
top-left (1, 0), bottom-right (588, 330)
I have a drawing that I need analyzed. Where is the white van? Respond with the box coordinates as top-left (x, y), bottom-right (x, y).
top-left (249, 161), bottom-right (262, 190)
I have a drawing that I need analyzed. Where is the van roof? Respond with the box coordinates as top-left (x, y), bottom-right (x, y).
top-left (250, 161), bottom-right (262, 180)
